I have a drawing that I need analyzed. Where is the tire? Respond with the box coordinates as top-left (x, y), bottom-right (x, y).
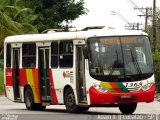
top-left (64, 88), bottom-right (79, 113)
top-left (35, 103), bottom-right (46, 111)
top-left (119, 103), bottom-right (137, 114)
top-left (79, 107), bottom-right (90, 112)
top-left (24, 86), bottom-right (36, 110)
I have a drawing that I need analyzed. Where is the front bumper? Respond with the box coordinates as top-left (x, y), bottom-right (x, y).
top-left (89, 85), bottom-right (155, 105)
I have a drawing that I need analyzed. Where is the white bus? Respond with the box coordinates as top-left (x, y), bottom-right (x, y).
top-left (4, 27), bottom-right (155, 114)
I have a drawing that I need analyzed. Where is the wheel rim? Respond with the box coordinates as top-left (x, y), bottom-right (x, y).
top-left (66, 93), bottom-right (75, 108)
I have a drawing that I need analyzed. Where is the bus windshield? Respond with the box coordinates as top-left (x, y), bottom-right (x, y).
top-left (87, 36), bottom-right (153, 82)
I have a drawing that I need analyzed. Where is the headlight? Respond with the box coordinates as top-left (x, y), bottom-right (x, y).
top-left (141, 82), bottom-right (153, 91)
top-left (92, 83), bottom-right (108, 93)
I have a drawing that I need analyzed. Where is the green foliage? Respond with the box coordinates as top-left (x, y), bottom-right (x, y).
top-left (0, 0), bottom-right (87, 33)
top-left (0, 71), bottom-right (4, 95)
top-left (0, 0), bottom-right (39, 57)
top-left (0, 62), bottom-right (3, 70)
top-left (0, 60), bottom-right (3, 95)
top-left (0, 0), bottom-right (39, 33)
top-left (152, 51), bottom-right (160, 62)
top-left (147, 10), bottom-right (160, 92)
top-left (0, 0), bottom-right (87, 56)
top-left (23, 0), bottom-right (87, 32)
top-left (0, 0), bottom-right (86, 93)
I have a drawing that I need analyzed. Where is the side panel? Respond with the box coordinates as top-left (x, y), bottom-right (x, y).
top-left (25, 69), bottom-right (40, 103)
top-left (6, 69), bottom-right (13, 86)
top-left (51, 68), bottom-right (74, 104)
top-left (5, 86), bottom-right (14, 101)
top-left (49, 69), bottom-right (58, 104)
top-left (19, 69), bottom-right (27, 86)
top-left (18, 68), bottom-right (41, 103)
top-left (5, 69), bottom-right (14, 101)
top-left (6, 68), bottom-right (42, 103)
top-left (50, 41), bottom-right (76, 104)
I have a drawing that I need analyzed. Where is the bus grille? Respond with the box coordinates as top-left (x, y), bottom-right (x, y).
top-left (113, 96), bottom-right (137, 103)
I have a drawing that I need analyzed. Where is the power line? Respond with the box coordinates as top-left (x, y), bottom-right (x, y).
top-left (110, 11), bottom-right (130, 24)
top-left (126, 0), bottom-right (145, 15)
top-left (136, 7), bottom-right (152, 31)
top-left (110, 11), bottom-right (142, 30)
top-left (127, 0), bottom-right (152, 21)
top-left (126, 0), bottom-right (153, 32)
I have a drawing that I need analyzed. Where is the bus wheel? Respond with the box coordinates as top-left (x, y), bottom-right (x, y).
top-left (35, 103), bottom-right (46, 111)
top-left (79, 107), bottom-right (90, 112)
top-left (119, 103), bottom-right (137, 114)
top-left (24, 86), bottom-right (36, 110)
top-left (64, 88), bottom-right (79, 112)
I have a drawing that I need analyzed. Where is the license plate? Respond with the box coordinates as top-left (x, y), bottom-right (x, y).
top-left (121, 95), bottom-right (131, 98)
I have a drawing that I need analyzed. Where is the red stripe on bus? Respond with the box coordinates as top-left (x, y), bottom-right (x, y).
top-left (49, 69), bottom-right (58, 104)
top-left (19, 69), bottom-right (27, 86)
top-left (109, 82), bottom-right (122, 92)
top-left (5, 68), bottom-right (13, 86)
top-left (32, 69), bottom-right (39, 89)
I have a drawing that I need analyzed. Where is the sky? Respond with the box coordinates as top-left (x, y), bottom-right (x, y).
top-left (71, 0), bottom-right (160, 30)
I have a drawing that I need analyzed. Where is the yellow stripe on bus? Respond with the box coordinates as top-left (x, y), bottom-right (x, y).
top-left (100, 82), bottom-right (113, 91)
top-left (26, 69), bottom-right (38, 103)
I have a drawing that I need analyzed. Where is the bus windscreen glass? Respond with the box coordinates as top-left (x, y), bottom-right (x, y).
top-left (87, 36), bottom-right (153, 81)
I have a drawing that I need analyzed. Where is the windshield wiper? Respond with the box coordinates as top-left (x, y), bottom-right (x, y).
top-left (130, 49), bottom-right (142, 78)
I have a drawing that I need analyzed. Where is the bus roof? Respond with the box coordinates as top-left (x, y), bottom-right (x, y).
top-left (4, 29), bottom-right (148, 43)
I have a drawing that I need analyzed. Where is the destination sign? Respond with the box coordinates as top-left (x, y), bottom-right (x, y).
top-left (100, 37), bottom-right (137, 44)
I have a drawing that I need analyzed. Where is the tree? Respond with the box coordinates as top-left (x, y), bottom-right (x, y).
top-left (22, 0), bottom-right (87, 32)
top-left (0, 0), bottom-right (38, 32)
top-left (0, 0), bottom-right (38, 57)
top-left (0, 0), bottom-right (87, 56)
top-left (147, 10), bottom-right (160, 92)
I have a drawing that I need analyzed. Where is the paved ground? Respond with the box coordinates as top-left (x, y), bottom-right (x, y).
top-left (155, 93), bottom-right (160, 101)
top-left (0, 96), bottom-right (160, 120)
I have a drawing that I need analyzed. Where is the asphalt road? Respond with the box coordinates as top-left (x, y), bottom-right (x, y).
top-left (0, 96), bottom-right (160, 120)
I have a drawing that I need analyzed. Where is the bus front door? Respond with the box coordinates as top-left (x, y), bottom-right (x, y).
top-left (12, 48), bottom-right (20, 100)
top-left (76, 46), bottom-right (87, 104)
top-left (38, 48), bottom-right (51, 102)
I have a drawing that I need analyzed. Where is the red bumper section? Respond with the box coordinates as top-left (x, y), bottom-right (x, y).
top-left (89, 85), bottom-right (155, 105)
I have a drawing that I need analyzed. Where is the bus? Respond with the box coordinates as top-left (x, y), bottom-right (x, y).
top-left (4, 27), bottom-right (155, 114)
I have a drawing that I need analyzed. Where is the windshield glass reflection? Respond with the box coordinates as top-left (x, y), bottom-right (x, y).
top-left (87, 36), bottom-right (153, 81)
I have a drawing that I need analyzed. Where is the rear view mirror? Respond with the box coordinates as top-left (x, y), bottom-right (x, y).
top-left (83, 47), bottom-right (89, 59)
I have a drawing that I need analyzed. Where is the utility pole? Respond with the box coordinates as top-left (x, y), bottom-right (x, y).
top-left (152, 0), bottom-right (157, 52)
top-left (135, 7), bottom-right (152, 32)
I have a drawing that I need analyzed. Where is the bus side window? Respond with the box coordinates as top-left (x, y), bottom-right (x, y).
top-left (6, 44), bottom-right (11, 68)
top-left (22, 43), bottom-right (36, 68)
top-left (51, 42), bottom-right (58, 68)
top-left (59, 41), bottom-right (73, 68)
